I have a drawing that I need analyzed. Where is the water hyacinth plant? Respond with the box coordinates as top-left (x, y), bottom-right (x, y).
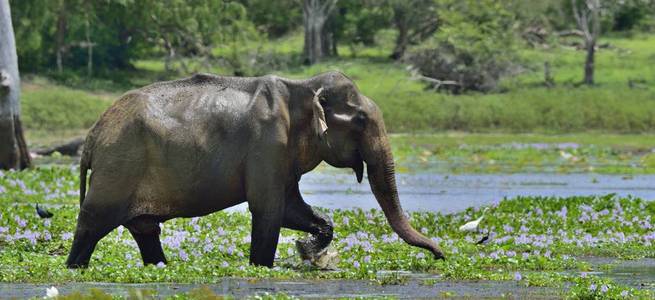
top-left (0, 167), bottom-right (653, 298)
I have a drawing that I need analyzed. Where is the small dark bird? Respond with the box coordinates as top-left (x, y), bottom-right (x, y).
top-left (475, 234), bottom-right (490, 245)
top-left (36, 204), bottom-right (53, 219)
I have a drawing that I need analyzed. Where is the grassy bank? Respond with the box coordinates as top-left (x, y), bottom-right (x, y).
top-left (25, 132), bottom-right (655, 174)
top-left (387, 133), bottom-right (655, 174)
top-left (19, 33), bottom-right (655, 135)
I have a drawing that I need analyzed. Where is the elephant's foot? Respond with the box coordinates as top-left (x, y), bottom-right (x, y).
top-left (296, 236), bottom-right (339, 270)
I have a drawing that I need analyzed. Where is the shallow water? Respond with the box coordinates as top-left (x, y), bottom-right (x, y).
top-left (3, 258), bottom-right (654, 299)
top-left (580, 257), bottom-right (655, 290)
top-left (225, 172), bottom-right (655, 213)
top-left (0, 278), bottom-right (561, 299)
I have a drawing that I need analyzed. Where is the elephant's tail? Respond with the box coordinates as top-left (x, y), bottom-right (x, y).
top-left (79, 144), bottom-right (91, 206)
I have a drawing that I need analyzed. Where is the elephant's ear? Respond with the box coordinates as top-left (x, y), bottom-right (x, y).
top-left (312, 87), bottom-right (328, 139)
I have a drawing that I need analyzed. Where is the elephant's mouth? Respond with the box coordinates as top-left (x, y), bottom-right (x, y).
top-left (352, 151), bottom-right (364, 183)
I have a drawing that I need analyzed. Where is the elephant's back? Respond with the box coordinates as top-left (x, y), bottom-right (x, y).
top-left (84, 80), bottom-right (252, 219)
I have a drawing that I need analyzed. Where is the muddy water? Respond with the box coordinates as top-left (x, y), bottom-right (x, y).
top-left (4, 259), bottom-right (654, 299)
top-left (225, 172), bottom-right (655, 212)
top-left (0, 279), bottom-right (561, 299)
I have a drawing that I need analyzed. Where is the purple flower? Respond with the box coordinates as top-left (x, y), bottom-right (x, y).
top-left (514, 272), bottom-right (522, 281)
top-left (156, 262), bottom-right (166, 268)
top-left (222, 261), bottom-right (229, 267)
top-left (580, 272), bottom-right (587, 278)
top-left (353, 261), bottom-right (360, 268)
top-left (503, 225), bottom-right (514, 233)
top-left (364, 255), bottom-right (371, 263)
top-left (620, 290), bottom-right (629, 297)
top-left (15, 216), bottom-right (26, 228)
top-left (589, 283), bottom-right (596, 291)
top-left (416, 252), bottom-right (425, 259)
top-left (342, 217), bottom-right (350, 225)
top-left (179, 249), bottom-right (189, 261)
top-left (600, 285), bottom-right (608, 293)
top-left (557, 206), bottom-right (567, 219)
top-left (61, 232), bottom-right (73, 240)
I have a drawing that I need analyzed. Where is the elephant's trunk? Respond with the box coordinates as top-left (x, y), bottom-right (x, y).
top-left (363, 134), bottom-right (445, 259)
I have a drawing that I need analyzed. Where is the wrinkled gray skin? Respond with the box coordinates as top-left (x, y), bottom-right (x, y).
top-left (66, 71), bottom-right (445, 268)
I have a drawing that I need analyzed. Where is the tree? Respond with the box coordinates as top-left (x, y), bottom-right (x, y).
top-left (387, 0), bottom-right (440, 60)
top-left (407, 0), bottom-right (519, 93)
top-left (327, 0), bottom-right (391, 57)
top-left (571, 0), bottom-right (601, 85)
top-left (238, 0), bottom-right (302, 38)
top-left (0, 0), bottom-right (30, 170)
top-left (303, 0), bottom-right (339, 65)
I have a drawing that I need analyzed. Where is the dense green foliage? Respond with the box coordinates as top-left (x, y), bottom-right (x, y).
top-left (9, 1), bottom-right (655, 136)
top-left (9, 0), bottom-right (258, 73)
top-left (11, 0), bottom-right (655, 73)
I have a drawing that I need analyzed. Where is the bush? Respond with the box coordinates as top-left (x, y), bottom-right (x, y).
top-left (407, 0), bottom-right (520, 93)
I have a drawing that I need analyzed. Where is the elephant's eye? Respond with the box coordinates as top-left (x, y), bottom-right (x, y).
top-left (319, 96), bottom-right (328, 105)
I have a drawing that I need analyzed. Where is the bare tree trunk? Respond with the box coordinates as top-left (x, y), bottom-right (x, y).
top-left (0, 0), bottom-right (31, 170)
top-left (303, 0), bottom-right (338, 65)
top-left (572, 0), bottom-right (600, 85)
top-left (390, 21), bottom-right (408, 60)
top-left (584, 41), bottom-right (595, 85)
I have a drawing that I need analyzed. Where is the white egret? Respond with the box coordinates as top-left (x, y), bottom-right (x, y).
top-left (459, 207), bottom-right (489, 232)
top-left (45, 286), bottom-right (59, 298)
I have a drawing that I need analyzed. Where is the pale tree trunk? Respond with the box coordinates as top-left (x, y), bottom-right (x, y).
top-left (0, 0), bottom-right (30, 170)
top-left (55, 0), bottom-right (67, 74)
top-left (572, 0), bottom-right (601, 85)
top-left (303, 0), bottom-right (338, 65)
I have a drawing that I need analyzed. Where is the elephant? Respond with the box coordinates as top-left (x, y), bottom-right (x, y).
top-left (65, 71), bottom-right (445, 268)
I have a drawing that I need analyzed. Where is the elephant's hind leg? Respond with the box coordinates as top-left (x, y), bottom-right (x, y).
top-left (66, 203), bottom-right (121, 268)
top-left (283, 183), bottom-right (333, 260)
top-left (126, 216), bottom-right (166, 265)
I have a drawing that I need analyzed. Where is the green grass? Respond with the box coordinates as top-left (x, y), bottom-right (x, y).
top-left (22, 130), bottom-right (655, 174)
top-left (20, 33), bottom-right (655, 134)
top-left (0, 167), bottom-right (653, 298)
top-left (20, 78), bottom-right (114, 132)
top-left (387, 133), bottom-right (655, 174)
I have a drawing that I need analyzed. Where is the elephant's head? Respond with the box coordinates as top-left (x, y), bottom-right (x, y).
top-left (299, 71), bottom-right (445, 259)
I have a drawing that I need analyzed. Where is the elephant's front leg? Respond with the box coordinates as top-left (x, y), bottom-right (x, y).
top-left (246, 150), bottom-right (287, 267)
top-left (283, 182), bottom-right (334, 260)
